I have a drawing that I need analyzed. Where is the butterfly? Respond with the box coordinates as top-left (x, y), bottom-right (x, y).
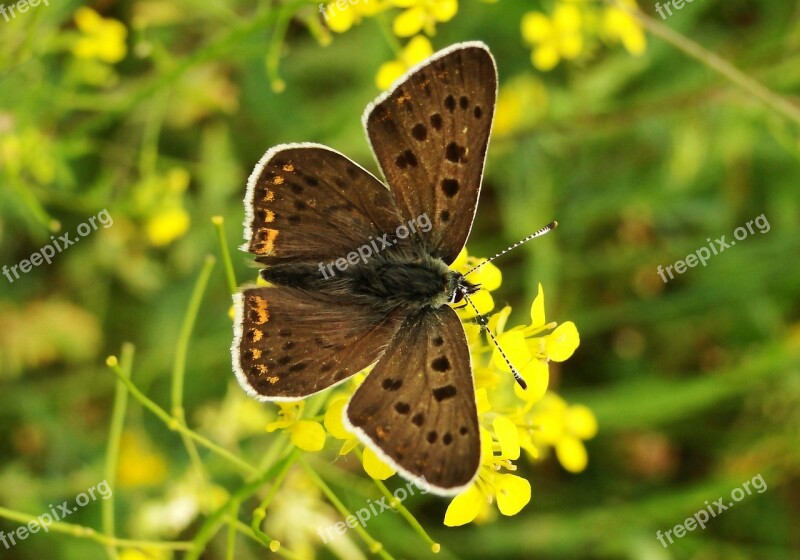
top-left (232, 42), bottom-right (498, 496)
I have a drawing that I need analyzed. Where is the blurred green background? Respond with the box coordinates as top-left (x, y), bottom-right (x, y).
top-left (1, 0), bottom-right (799, 559)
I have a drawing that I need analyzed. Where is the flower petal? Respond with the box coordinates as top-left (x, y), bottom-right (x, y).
top-left (468, 261), bottom-right (502, 292)
top-left (444, 484), bottom-right (484, 526)
top-left (363, 447), bottom-right (396, 480)
top-left (290, 421), bottom-right (326, 452)
top-left (545, 321), bottom-right (580, 361)
top-left (324, 398), bottom-right (353, 440)
top-left (393, 7), bottom-right (425, 37)
top-left (513, 359), bottom-right (549, 403)
top-left (493, 330), bottom-right (530, 371)
top-left (530, 283), bottom-right (546, 327)
top-left (556, 436), bottom-right (588, 473)
top-left (521, 12), bottom-right (552, 44)
top-left (495, 474), bottom-right (531, 516)
top-left (493, 416), bottom-right (520, 460)
top-left (564, 404), bottom-right (598, 440)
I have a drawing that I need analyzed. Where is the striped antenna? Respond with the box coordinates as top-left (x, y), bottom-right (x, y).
top-left (462, 293), bottom-right (527, 390)
top-left (464, 221), bottom-right (558, 277)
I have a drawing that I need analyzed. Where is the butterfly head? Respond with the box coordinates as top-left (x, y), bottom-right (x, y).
top-left (449, 273), bottom-right (480, 305)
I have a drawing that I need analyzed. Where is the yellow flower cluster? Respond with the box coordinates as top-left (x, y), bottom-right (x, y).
top-left (72, 7), bottom-right (127, 64)
top-left (522, 0), bottom-right (646, 71)
top-left (318, 0), bottom-right (460, 89)
top-left (131, 168), bottom-right (192, 247)
top-left (262, 248), bottom-right (595, 528)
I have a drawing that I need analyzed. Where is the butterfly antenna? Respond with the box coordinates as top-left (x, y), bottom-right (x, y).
top-left (464, 221), bottom-right (558, 277)
top-left (462, 293), bottom-right (527, 390)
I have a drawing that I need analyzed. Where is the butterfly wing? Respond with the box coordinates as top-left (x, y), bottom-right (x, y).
top-left (233, 287), bottom-right (405, 400)
top-left (363, 42), bottom-right (497, 265)
top-left (243, 142), bottom-right (407, 264)
top-left (343, 306), bottom-right (480, 495)
top-left (236, 143), bottom-right (412, 399)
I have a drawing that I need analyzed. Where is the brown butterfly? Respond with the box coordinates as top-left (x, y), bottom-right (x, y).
top-left (232, 42), bottom-right (497, 495)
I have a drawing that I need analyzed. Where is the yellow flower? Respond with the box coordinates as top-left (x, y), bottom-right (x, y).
top-left (391, 0), bottom-right (457, 37)
top-left (136, 167), bottom-right (192, 247)
top-left (322, 0), bottom-right (388, 33)
top-left (529, 392), bottom-right (598, 472)
top-left (376, 35), bottom-right (433, 90)
top-left (492, 283), bottom-right (579, 402)
top-left (117, 430), bottom-right (167, 488)
top-left (444, 425), bottom-right (531, 526)
top-left (323, 392), bottom-right (397, 478)
top-left (602, 0), bottom-right (647, 56)
top-left (521, 3), bottom-right (584, 71)
top-left (72, 7), bottom-right (127, 64)
top-left (267, 401), bottom-right (327, 452)
top-left (145, 208), bottom-right (190, 247)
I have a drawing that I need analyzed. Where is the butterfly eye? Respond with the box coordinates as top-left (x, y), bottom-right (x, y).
top-left (450, 290), bottom-right (464, 304)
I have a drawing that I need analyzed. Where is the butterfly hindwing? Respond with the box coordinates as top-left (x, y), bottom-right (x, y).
top-left (244, 143), bottom-right (408, 264)
top-left (344, 305), bottom-right (480, 495)
top-left (233, 286), bottom-right (405, 400)
top-left (363, 42), bottom-right (497, 265)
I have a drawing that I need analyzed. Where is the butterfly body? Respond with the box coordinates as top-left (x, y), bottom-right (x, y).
top-left (234, 42), bottom-right (497, 495)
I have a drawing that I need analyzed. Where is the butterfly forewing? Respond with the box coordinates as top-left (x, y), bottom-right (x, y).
top-left (344, 306), bottom-right (480, 495)
top-left (233, 286), bottom-right (404, 400)
top-left (364, 42), bottom-right (497, 265)
top-left (245, 143), bottom-right (407, 264)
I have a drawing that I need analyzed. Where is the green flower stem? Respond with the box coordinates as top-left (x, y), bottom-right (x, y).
top-left (101, 343), bottom-right (134, 560)
top-left (7, 173), bottom-right (56, 232)
top-left (299, 457), bottom-right (396, 560)
top-left (105, 357), bottom-right (258, 476)
top-left (375, 12), bottom-right (404, 58)
top-left (0, 506), bottom-right (192, 551)
top-left (355, 449), bottom-right (440, 553)
top-left (609, 0), bottom-right (800, 127)
top-left (226, 499), bottom-right (238, 560)
top-left (251, 448), bottom-right (299, 544)
top-left (172, 255), bottom-right (217, 489)
top-left (138, 91), bottom-right (167, 178)
top-left (212, 217), bottom-right (239, 295)
top-left (266, 4), bottom-right (294, 93)
top-left (186, 452), bottom-right (300, 560)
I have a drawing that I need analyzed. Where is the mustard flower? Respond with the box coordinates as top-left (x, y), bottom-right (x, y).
top-left (444, 423), bottom-right (531, 526)
top-left (117, 430), bottom-right (167, 488)
top-left (522, 3), bottom-right (584, 71)
top-left (376, 35), bottom-right (433, 90)
top-left (267, 401), bottom-right (327, 452)
top-left (133, 167), bottom-right (191, 247)
top-left (324, 394), bottom-right (398, 479)
top-left (390, 0), bottom-right (458, 37)
top-left (528, 392), bottom-right (598, 472)
top-left (72, 7), bottom-right (127, 64)
top-left (487, 284), bottom-right (579, 403)
top-left (322, 0), bottom-right (388, 33)
top-left (602, 0), bottom-right (647, 56)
